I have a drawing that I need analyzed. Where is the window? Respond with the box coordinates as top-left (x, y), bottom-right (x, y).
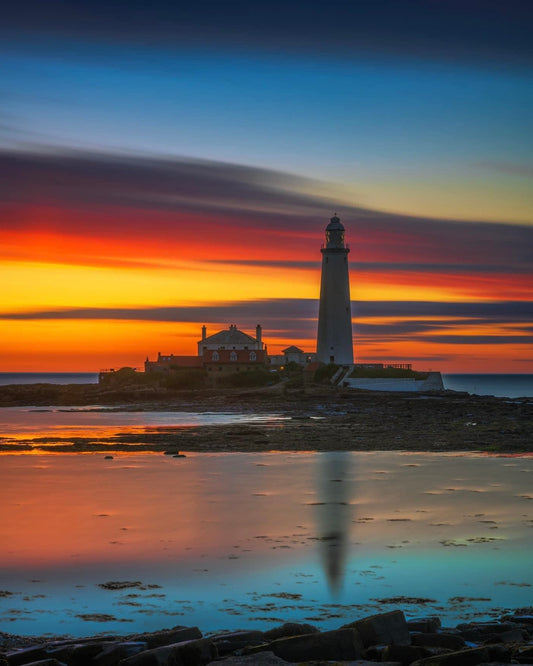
top-left (230, 351), bottom-right (237, 361)
top-left (212, 351), bottom-right (219, 361)
top-left (249, 351), bottom-right (256, 361)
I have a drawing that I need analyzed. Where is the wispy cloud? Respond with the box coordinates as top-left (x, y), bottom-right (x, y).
top-left (0, 299), bottom-right (530, 323)
top-left (1, 148), bottom-right (532, 273)
top-left (1, 300), bottom-right (531, 350)
top-left (472, 161), bottom-right (533, 177)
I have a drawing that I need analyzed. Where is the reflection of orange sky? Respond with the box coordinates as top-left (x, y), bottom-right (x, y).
top-left (1, 206), bottom-right (531, 372)
top-left (3, 451), bottom-right (532, 571)
top-left (0, 453), bottom-right (318, 568)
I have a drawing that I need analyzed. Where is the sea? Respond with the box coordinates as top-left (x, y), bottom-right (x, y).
top-left (0, 372), bottom-right (532, 398)
top-left (1, 373), bottom-right (532, 635)
top-left (1, 451), bottom-right (532, 636)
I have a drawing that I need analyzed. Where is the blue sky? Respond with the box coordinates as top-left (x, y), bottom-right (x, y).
top-left (2, 4), bottom-right (532, 221)
top-left (1, 0), bottom-right (532, 371)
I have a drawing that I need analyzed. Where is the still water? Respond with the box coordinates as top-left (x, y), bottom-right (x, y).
top-left (1, 451), bottom-right (532, 636)
top-left (0, 407), bottom-right (287, 440)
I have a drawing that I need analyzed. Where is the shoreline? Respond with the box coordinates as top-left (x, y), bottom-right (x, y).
top-left (3, 608), bottom-right (533, 663)
top-left (0, 384), bottom-right (531, 454)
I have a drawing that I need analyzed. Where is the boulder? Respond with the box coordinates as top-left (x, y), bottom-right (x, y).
top-left (501, 614), bottom-right (533, 626)
top-left (206, 653), bottom-right (289, 665)
top-left (93, 643), bottom-right (148, 666)
top-left (482, 628), bottom-right (525, 644)
top-left (411, 633), bottom-right (466, 650)
top-left (209, 631), bottom-right (265, 656)
top-left (245, 628), bottom-right (364, 662)
top-left (262, 623), bottom-right (318, 642)
top-left (410, 645), bottom-right (511, 666)
top-left (47, 643), bottom-right (115, 666)
top-left (343, 610), bottom-right (411, 647)
top-left (382, 644), bottom-right (435, 665)
top-left (349, 662), bottom-right (403, 666)
top-left (129, 628), bottom-right (202, 650)
top-left (12, 661), bottom-right (66, 666)
top-left (7, 647), bottom-right (48, 666)
top-left (515, 646), bottom-right (533, 663)
top-left (118, 639), bottom-right (216, 666)
top-left (407, 618), bottom-right (442, 634)
top-left (457, 623), bottom-right (518, 642)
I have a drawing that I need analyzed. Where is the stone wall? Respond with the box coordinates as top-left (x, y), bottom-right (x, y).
top-left (343, 371), bottom-right (444, 392)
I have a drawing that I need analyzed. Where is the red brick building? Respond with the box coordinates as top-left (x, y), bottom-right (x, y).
top-left (145, 325), bottom-right (267, 377)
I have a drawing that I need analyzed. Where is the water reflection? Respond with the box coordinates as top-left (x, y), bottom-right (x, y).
top-left (0, 407), bottom-right (288, 441)
top-left (315, 452), bottom-right (353, 594)
top-left (1, 451), bottom-right (533, 636)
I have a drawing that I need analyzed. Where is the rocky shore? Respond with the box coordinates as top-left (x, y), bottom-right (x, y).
top-left (3, 609), bottom-right (533, 665)
top-left (0, 384), bottom-right (531, 454)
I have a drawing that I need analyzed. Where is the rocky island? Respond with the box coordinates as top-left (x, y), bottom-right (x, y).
top-left (0, 383), bottom-right (531, 454)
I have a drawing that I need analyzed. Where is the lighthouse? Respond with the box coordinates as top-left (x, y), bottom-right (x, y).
top-left (316, 214), bottom-right (354, 365)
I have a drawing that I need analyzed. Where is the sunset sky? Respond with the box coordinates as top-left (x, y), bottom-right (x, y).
top-left (1, 0), bottom-right (532, 372)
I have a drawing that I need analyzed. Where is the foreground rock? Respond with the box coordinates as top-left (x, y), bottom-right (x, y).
top-left (4, 609), bottom-right (533, 666)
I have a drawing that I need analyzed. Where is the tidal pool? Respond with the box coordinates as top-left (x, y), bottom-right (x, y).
top-left (1, 451), bottom-right (532, 636)
top-left (0, 406), bottom-right (288, 441)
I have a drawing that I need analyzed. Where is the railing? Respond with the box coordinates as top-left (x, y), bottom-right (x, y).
top-left (354, 363), bottom-right (413, 370)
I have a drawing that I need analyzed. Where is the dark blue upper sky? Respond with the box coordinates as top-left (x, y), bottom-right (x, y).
top-left (4, 0), bottom-right (533, 66)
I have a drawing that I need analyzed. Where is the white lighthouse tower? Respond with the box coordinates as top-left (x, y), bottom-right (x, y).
top-left (316, 214), bottom-right (354, 365)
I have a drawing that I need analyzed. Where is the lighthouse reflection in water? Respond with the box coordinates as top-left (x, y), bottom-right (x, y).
top-left (315, 452), bottom-right (353, 594)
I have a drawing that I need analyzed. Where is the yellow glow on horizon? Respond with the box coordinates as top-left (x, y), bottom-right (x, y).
top-left (327, 172), bottom-right (533, 224)
top-left (0, 320), bottom-right (206, 371)
top-left (1, 260), bottom-right (319, 311)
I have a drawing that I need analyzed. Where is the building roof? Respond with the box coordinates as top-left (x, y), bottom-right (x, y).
top-left (150, 355), bottom-right (203, 368)
top-left (202, 325), bottom-right (258, 346)
top-left (282, 345), bottom-right (304, 354)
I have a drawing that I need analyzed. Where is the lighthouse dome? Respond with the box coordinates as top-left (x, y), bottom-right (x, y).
top-left (325, 213), bottom-right (345, 248)
top-left (326, 213), bottom-right (344, 231)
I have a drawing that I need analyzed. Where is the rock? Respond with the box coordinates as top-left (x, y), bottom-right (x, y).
top-left (206, 652), bottom-right (289, 665)
top-left (349, 662), bottom-right (403, 666)
top-left (46, 643), bottom-right (114, 666)
top-left (118, 639), bottom-right (216, 666)
top-left (382, 644), bottom-right (435, 665)
top-left (129, 628), bottom-right (202, 650)
top-left (7, 647), bottom-right (49, 666)
top-left (407, 619), bottom-right (442, 634)
top-left (93, 643), bottom-right (148, 666)
top-left (411, 634), bottom-right (466, 650)
top-left (210, 631), bottom-right (265, 656)
top-left (343, 611), bottom-right (411, 647)
top-left (456, 623), bottom-right (518, 642)
top-left (47, 639), bottom-right (118, 648)
top-left (13, 661), bottom-right (66, 666)
top-left (501, 614), bottom-right (533, 626)
top-left (482, 628), bottom-right (526, 644)
top-left (410, 645), bottom-right (511, 666)
top-left (245, 628), bottom-right (364, 662)
top-left (515, 646), bottom-right (533, 663)
top-left (262, 623), bottom-right (319, 642)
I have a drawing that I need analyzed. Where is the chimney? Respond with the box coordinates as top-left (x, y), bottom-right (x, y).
top-left (201, 325), bottom-right (206, 341)
top-left (256, 324), bottom-right (262, 346)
